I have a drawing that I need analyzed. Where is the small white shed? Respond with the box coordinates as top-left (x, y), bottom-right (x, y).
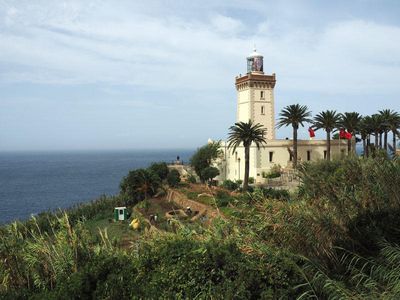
top-left (114, 206), bottom-right (128, 221)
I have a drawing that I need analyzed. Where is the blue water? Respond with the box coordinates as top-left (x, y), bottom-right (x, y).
top-left (0, 149), bottom-right (194, 224)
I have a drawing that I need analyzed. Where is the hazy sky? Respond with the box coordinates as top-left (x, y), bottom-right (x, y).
top-left (1, 0), bottom-right (400, 151)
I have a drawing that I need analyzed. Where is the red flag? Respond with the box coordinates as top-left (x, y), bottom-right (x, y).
top-left (339, 128), bottom-right (347, 139)
top-left (345, 132), bottom-right (352, 140)
top-left (308, 127), bottom-right (315, 138)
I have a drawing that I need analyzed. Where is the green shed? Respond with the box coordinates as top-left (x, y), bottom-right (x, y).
top-left (114, 206), bottom-right (128, 221)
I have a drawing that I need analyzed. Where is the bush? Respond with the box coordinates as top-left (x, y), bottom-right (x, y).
top-left (187, 174), bottom-right (197, 183)
top-left (149, 162), bottom-right (169, 180)
top-left (120, 169), bottom-right (161, 204)
top-left (263, 164), bottom-right (282, 179)
top-left (260, 187), bottom-right (290, 201)
top-left (221, 179), bottom-right (239, 191)
top-left (201, 166), bottom-right (220, 183)
top-left (167, 169), bottom-right (181, 187)
top-left (215, 190), bottom-right (234, 207)
top-left (248, 177), bottom-right (255, 184)
top-left (133, 235), bottom-right (303, 299)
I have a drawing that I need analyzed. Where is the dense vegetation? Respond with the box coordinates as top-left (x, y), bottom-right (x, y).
top-left (1, 154), bottom-right (400, 298)
top-left (190, 141), bottom-right (221, 183)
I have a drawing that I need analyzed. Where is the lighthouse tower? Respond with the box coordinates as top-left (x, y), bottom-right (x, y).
top-left (235, 48), bottom-right (276, 139)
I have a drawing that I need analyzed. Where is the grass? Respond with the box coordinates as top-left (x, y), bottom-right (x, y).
top-left (219, 206), bottom-right (237, 217)
top-left (84, 213), bottom-right (139, 247)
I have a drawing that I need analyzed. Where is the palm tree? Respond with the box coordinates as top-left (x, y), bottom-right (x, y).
top-left (379, 109), bottom-right (394, 151)
top-left (370, 114), bottom-right (382, 149)
top-left (379, 109), bottom-right (400, 154)
top-left (313, 110), bottom-right (341, 161)
top-left (227, 120), bottom-right (267, 192)
top-left (359, 116), bottom-right (373, 157)
top-left (388, 111), bottom-right (400, 154)
top-left (277, 104), bottom-right (312, 168)
top-left (340, 112), bottom-right (362, 153)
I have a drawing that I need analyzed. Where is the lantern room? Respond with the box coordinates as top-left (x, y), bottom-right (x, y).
top-left (247, 48), bottom-right (264, 74)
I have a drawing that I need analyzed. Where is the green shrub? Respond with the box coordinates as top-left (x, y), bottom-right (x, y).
top-left (137, 199), bottom-right (150, 211)
top-left (215, 190), bottom-right (234, 207)
top-left (133, 235), bottom-right (303, 299)
top-left (148, 162), bottom-right (169, 180)
top-left (201, 166), bottom-right (220, 183)
top-left (248, 177), bottom-right (255, 184)
top-left (260, 187), bottom-right (291, 201)
top-left (187, 174), bottom-right (197, 183)
top-left (221, 179), bottom-right (239, 191)
top-left (120, 168), bottom-right (161, 203)
top-left (167, 169), bottom-right (181, 187)
top-left (263, 164), bottom-right (282, 179)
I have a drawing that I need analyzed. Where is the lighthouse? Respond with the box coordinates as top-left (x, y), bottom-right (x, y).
top-left (213, 48), bottom-right (347, 184)
top-left (235, 48), bottom-right (276, 140)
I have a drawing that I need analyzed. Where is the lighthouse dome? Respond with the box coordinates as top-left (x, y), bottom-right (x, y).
top-left (247, 48), bottom-right (263, 58)
top-left (247, 48), bottom-right (264, 73)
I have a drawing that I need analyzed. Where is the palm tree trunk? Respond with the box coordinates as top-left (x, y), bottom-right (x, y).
top-left (393, 129), bottom-right (397, 154)
top-left (362, 138), bottom-right (366, 157)
top-left (375, 132), bottom-right (379, 148)
top-left (326, 130), bottom-right (331, 161)
top-left (243, 146), bottom-right (250, 191)
top-left (366, 136), bottom-right (370, 158)
top-left (293, 127), bottom-right (298, 168)
top-left (379, 132), bottom-right (383, 148)
top-left (384, 131), bottom-right (388, 151)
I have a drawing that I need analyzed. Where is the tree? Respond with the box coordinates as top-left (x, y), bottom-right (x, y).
top-left (359, 116), bottom-right (373, 157)
top-left (370, 114), bottom-right (383, 149)
top-left (200, 167), bottom-right (220, 185)
top-left (379, 109), bottom-right (400, 154)
top-left (190, 141), bottom-right (221, 183)
top-left (313, 110), bottom-right (341, 161)
top-left (379, 109), bottom-right (394, 151)
top-left (277, 104), bottom-right (312, 169)
top-left (388, 110), bottom-right (400, 154)
top-left (120, 169), bottom-right (161, 203)
top-left (227, 120), bottom-right (267, 191)
top-left (167, 169), bottom-right (181, 187)
top-left (149, 162), bottom-right (169, 180)
top-left (340, 112), bottom-right (362, 153)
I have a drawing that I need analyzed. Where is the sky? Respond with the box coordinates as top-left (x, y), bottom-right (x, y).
top-left (0, 0), bottom-right (400, 151)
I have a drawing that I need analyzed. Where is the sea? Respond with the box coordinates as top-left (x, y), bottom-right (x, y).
top-left (0, 149), bottom-right (194, 224)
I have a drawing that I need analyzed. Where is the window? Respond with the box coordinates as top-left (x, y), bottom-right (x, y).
top-left (260, 91), bottom-right (264, 99)
top-left (269, 151), bottom-right (274, 162)
top-left (119, 209), bottom-right (123, 215)
top-left (261, 106), bottom-right (265, 115)
top-left (324, 150), bottom-right (327, 160)
top-left (307, 150), bottom-right (311, 161)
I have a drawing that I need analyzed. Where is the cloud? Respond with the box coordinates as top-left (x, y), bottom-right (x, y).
top-left (0, 1), bottom-right (400, 149)
top-left (210, 14), bottom-right (244, 34)
top-left (1, 1), bottom-right (399, 97)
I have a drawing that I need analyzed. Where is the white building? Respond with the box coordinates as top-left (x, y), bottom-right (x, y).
top-left (214, 49), bottom-right (348, 183)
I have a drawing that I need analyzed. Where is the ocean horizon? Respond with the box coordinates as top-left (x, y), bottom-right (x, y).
top-left (0, 149), bottom-right (195, 224)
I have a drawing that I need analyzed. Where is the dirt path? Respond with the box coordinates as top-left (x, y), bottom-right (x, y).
top-left (167, 189), bottom-right (225, 224)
